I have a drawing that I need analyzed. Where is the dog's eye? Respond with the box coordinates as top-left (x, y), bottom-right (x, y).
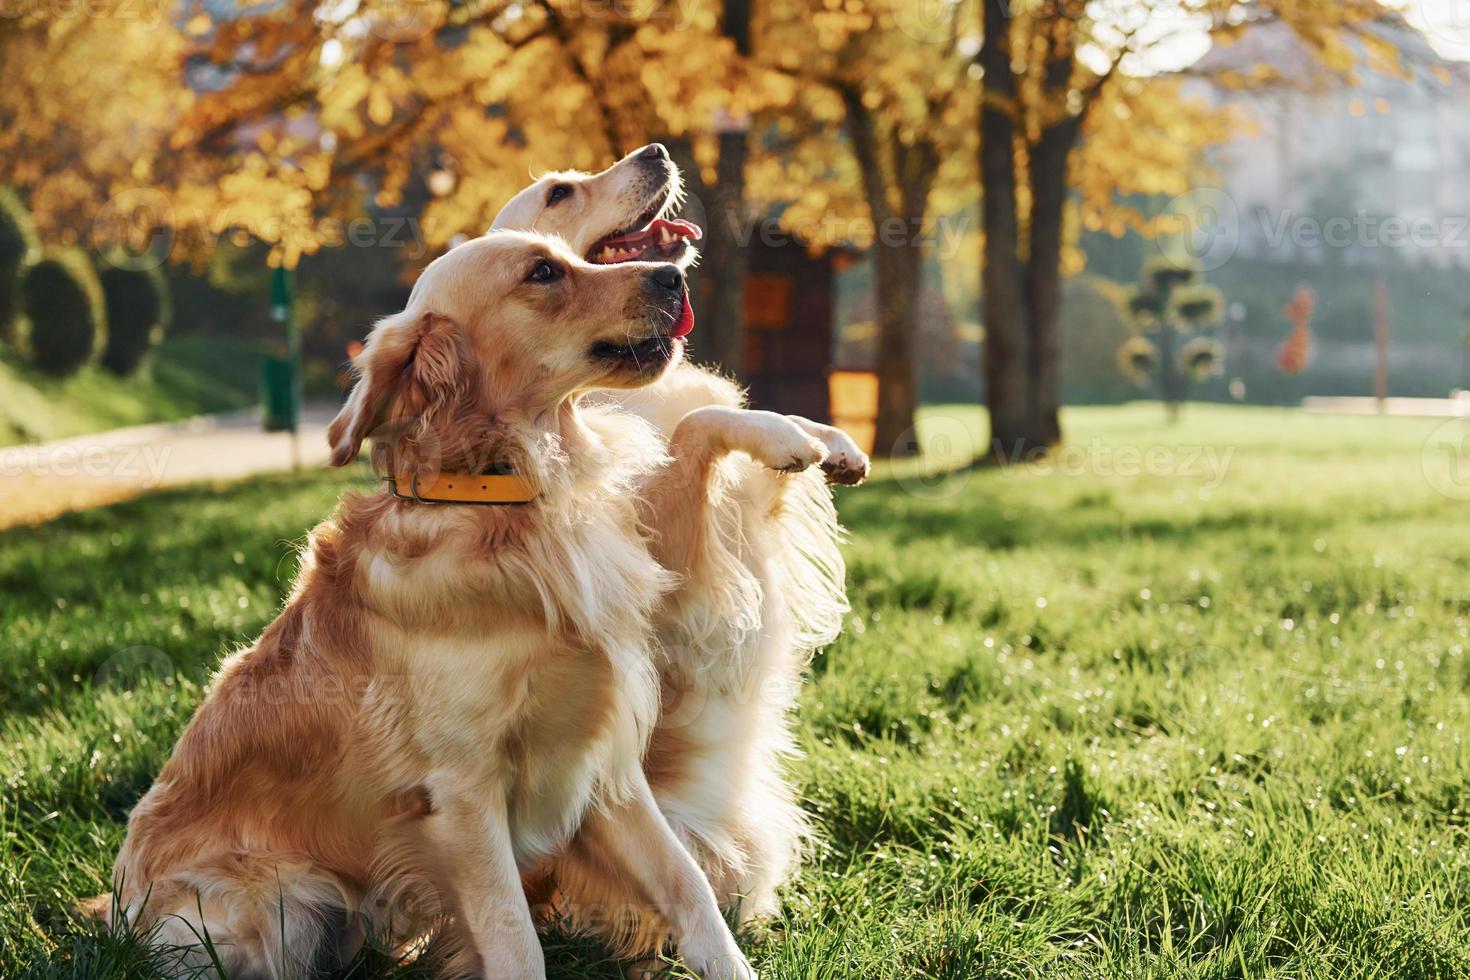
top-left (526, 259), bottom-right (563, 284)
top-left (546, 184), bottom-right (573, 207)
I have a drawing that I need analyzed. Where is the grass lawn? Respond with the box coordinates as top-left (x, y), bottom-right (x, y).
top-left (0, 337), bottom-right (258, 447)
top-left (3, 403), bottom-right (1469, 978)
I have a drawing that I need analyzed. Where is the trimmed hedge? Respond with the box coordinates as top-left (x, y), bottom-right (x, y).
top-left (21, 249), bottom-right (107, 375)
top-left (99, 263), bottom-right (169, 375)
top-left (0, 188), bottom-right (39, 344)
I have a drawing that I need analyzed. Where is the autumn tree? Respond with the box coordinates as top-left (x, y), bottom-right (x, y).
top-left (0, 1), bottom-right (766, 261)
top-left (3, 0), bottom-right (976, 456)
top-left (979, 0), bottom-right (1405, 459)
top-left (753, 0), bottom-right (977, 457)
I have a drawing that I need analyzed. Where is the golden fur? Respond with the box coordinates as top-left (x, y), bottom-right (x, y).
top-left (492, 147), bottom-right (868, 960)
top-left (89, 232), bottom-right (757, 980)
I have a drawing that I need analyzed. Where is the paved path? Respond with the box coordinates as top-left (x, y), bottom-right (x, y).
top-left (0, 404), bottom-right (338, 531)
top-left (1303, 395), bottom-right (1470, 417)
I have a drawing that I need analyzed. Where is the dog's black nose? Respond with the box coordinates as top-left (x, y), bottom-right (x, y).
top-left (639, 143), bottom-right (669, 161)
top-left (648, 264), bottom-right (683, 292)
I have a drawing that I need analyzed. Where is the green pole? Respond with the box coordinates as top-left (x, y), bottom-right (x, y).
top-left (270, 265), bottom-right (302, 469)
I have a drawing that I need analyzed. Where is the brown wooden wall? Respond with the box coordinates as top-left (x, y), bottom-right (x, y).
top-left (740, 234), bottom-right (837, 423)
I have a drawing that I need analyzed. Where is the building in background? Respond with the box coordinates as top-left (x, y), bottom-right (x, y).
top-left (1188, 17), bottom-right (1470, 271)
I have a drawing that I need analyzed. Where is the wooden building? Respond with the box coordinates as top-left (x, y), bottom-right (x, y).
top-left (739, 224), bottom-right (856, 420)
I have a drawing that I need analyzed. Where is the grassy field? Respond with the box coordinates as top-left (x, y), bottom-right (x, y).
top-left (3, 403), bottom-right (1470, 978)
top-left (0, 337), bottom-right (258, 447)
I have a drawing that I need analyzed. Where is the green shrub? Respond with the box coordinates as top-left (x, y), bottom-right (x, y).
top-left (0, 188), bottom-right (39, 344)
top-left (99, 263), bottom-right (169, 375)
top-left (20, 249), bottom-right (107, 375)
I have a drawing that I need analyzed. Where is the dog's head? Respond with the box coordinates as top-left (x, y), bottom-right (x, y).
top-left (490, 143), bottom-right (701, 272)
top-left (327, 230), bottom-right (691, 470)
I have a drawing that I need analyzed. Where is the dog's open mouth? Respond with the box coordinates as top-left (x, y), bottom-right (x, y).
top-left (588, 196), bottom-right (702, 265)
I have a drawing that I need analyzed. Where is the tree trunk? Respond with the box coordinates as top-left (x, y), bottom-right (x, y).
top-left (703, 134), bottom-right (749, 378)
top-left (1158, 323), bottom-right (1182, 423)
top-left (871, 231), bottom-right (922, 457)
top-left (661, 0), bottom-right (751, 379)
top-left (666, 136), bottom-right (748, 380)
top-left (1025, 118), bottom-right (1078, 447)
top-left (840, 86), bottom-right (925, 458)
top-left (979, 0), bottom-right (1034, 462)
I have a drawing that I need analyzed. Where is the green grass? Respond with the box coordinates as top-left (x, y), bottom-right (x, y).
top-left (0, 337), bottom-right (258, 446)
top-left (4, 403), bottom-right (1470, 978)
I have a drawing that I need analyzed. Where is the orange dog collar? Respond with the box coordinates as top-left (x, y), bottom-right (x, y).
top-left (387, 471), bottom-right (538, 506)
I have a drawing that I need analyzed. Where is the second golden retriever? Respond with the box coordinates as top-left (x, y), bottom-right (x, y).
top-left (493, 145), bottom-right (867, 965)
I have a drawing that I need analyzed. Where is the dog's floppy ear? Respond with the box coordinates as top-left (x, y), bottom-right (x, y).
top-left (327, 311), bottom-right (464, 467)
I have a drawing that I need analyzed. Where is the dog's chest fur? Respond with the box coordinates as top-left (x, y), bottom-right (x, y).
top-left (358, 503), bottom-right (665, 864)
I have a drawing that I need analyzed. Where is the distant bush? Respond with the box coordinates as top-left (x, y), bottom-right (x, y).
top-left (99, 263), bottom-right (169, 375)
top-left (0, 188), bottom-right (39, 344)
top-left (1062, 275), bottom-right (1134, 403)
top-left (21, 249), bottom-right (107, 375)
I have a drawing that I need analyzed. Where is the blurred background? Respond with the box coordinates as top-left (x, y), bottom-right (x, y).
top-left (3, 0), bottom-right (1470, 463)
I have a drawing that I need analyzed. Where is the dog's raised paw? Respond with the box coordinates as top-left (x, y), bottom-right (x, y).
top-left (821, 451), bottom-right (870, 486)
top-left (737, 414), bottom-right (827, 474)
top-left (778, 451), bottom-right (818, 473)
top-left (767, 437), bottom-right (827, 474)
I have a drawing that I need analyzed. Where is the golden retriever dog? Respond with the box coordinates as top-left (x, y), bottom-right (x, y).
top-left (492, 145), bottom-right (868, 963)
top-left (85, 231), bottom-right (763, 980)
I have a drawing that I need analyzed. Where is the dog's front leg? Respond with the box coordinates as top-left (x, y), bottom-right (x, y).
top-left (574, 771), bottom-right (756, 980)
top-left (423, 785), bottom-right (545, 980)
top-left (640, 405), bottom-right (827, 576)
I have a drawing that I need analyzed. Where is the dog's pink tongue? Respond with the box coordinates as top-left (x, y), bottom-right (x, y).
top-left (658, 218), bottom-right (702, 241)
top-left (672, 293), bottom-right (694, 338)
top-left (600, 218), bottom-right (703, 251)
